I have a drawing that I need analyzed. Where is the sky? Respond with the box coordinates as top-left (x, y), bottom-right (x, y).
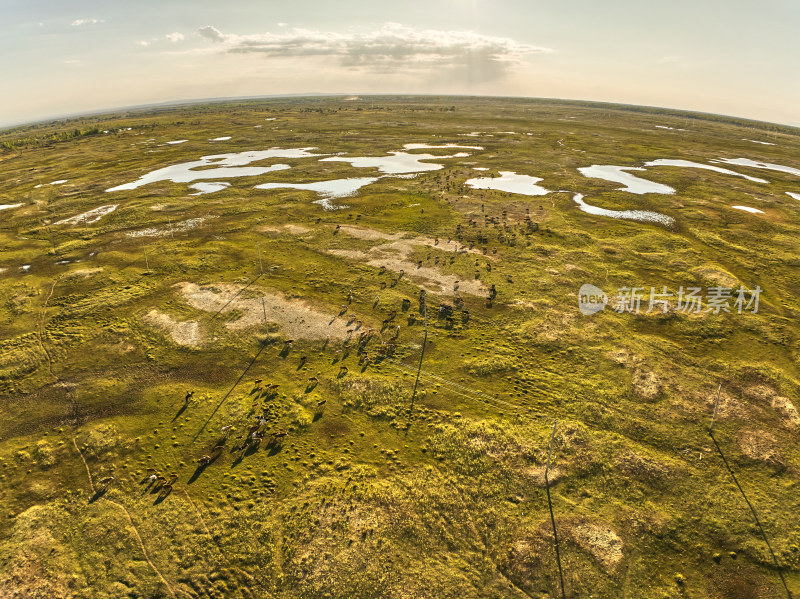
top-left (2, 0), bottom-right (799, 128)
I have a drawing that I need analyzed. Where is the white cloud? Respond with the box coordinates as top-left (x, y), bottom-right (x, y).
top-left (136, 40), bottom-right (150, 47)
top-left (166, 32), bottom-right (185, 43)
top-left (196, 23), bottom-right (551, 82)
top-left (72, 18), bottom-right (104, 27)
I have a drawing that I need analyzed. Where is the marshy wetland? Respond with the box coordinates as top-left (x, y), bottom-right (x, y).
top-left (0, 96), bottom-right (799, 598)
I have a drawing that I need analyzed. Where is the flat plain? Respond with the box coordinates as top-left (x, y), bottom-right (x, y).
top-left (0, 96), bottom-right (799, 598)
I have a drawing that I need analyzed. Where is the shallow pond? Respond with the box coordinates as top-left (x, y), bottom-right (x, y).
top-left (711, 158), bottom-right (800, 178)
top-left (643, 159), bottom-right (768, 183)
top-left (321, 151), bottom-right (463, 174)
top-left (578, 165), bottom-right (675, 195)
top-left (464, 171), bottom-right (550, 196)
top-left (105, 148), bottom-right (322, 192)
top-left (572, 193), bottom-right (674, 226)
top-left (189, 182), bottom-right (231, 195)
top-left (255, 177), bottom-right (379, 208)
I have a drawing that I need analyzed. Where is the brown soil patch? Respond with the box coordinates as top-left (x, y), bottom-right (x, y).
top-left (65, 267), bottom-right (104, 279)
top-left (744, 384), bottom-right (800, 428)
top-left (521, 464), bottom-right (563, 487)
top-left (737, 429), bottom-right (785, 468)
top-left (690, 265), bottom-right (740, 288)
top-left (143, 309), bottom-right (202, 347)
top-left (259, 223), bottom-right (311, 235)
top-left (607, 349), bottom-right (662, 401)
top-left (337, 224), bottom-right (491, 257)
top-left (570, 522), bottom-right (624, 571)
top-left (175, 282), bottom-right (351, 340)
top-left (328, 225), bottom-right (489, 296)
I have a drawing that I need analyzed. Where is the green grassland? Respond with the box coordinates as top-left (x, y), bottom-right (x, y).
top-left (0, 96), bottom-right (798, 598)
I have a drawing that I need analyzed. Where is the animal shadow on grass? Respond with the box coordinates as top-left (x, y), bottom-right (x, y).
top-left (88, 488), bottom-right (107, 503)
top-left (153, 487), bottom-right (172, 505)
top-left (266, 440), bottom-right (284, 457)
top-left (188, 453), bottom-right (220, 484)
top-left (172, 403), bottom-right (189, 422)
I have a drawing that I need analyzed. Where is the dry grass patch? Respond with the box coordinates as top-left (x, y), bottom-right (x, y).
top-left (143, 309), bottom-right (202, 347)
top-left (175, 282), bottom-right (352, 340)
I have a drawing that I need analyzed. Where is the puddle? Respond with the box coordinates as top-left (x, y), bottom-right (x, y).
top-left (20, 265), bottom-right (31, 272)
top-left (54, 204), bottom-right (118, 225)
top-left (189, 182), bottom-right (231, 195)
top-left (34, 180), bottom-right (68, 188)
top-left (105, 148), bottom-right (322, 192)
top-left (711, 158), bottom-right (800, 178)
top-left (742, 139), bottom-right (775, 146)
top-left (473, 167), bottom-right (489, 171)
top-left (642, 159), bottom-right (768, 183)
top-left (572, 193), bottom-right (674, 226)
top-left (465, 171), bottom-right (550, 196)
top-left (732, 205), bottom-right (764, 214)
top-left (0, 203), bottom-right (23, 211)
top-left (787, 192), bottom-right (800, 201)
top-left (166, 140), bottom-right (188, 145)
top-left (210, 136), bottom-right (232, 141)
top-left (578, 165), bottom-right (675, 195)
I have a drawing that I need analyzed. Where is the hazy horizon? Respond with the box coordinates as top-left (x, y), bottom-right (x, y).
top-left (3, 0), bottom-right (799, 128)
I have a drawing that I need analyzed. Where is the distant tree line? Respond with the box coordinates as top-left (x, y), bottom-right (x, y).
top-left (0, 126), bottom-right (103, 151)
